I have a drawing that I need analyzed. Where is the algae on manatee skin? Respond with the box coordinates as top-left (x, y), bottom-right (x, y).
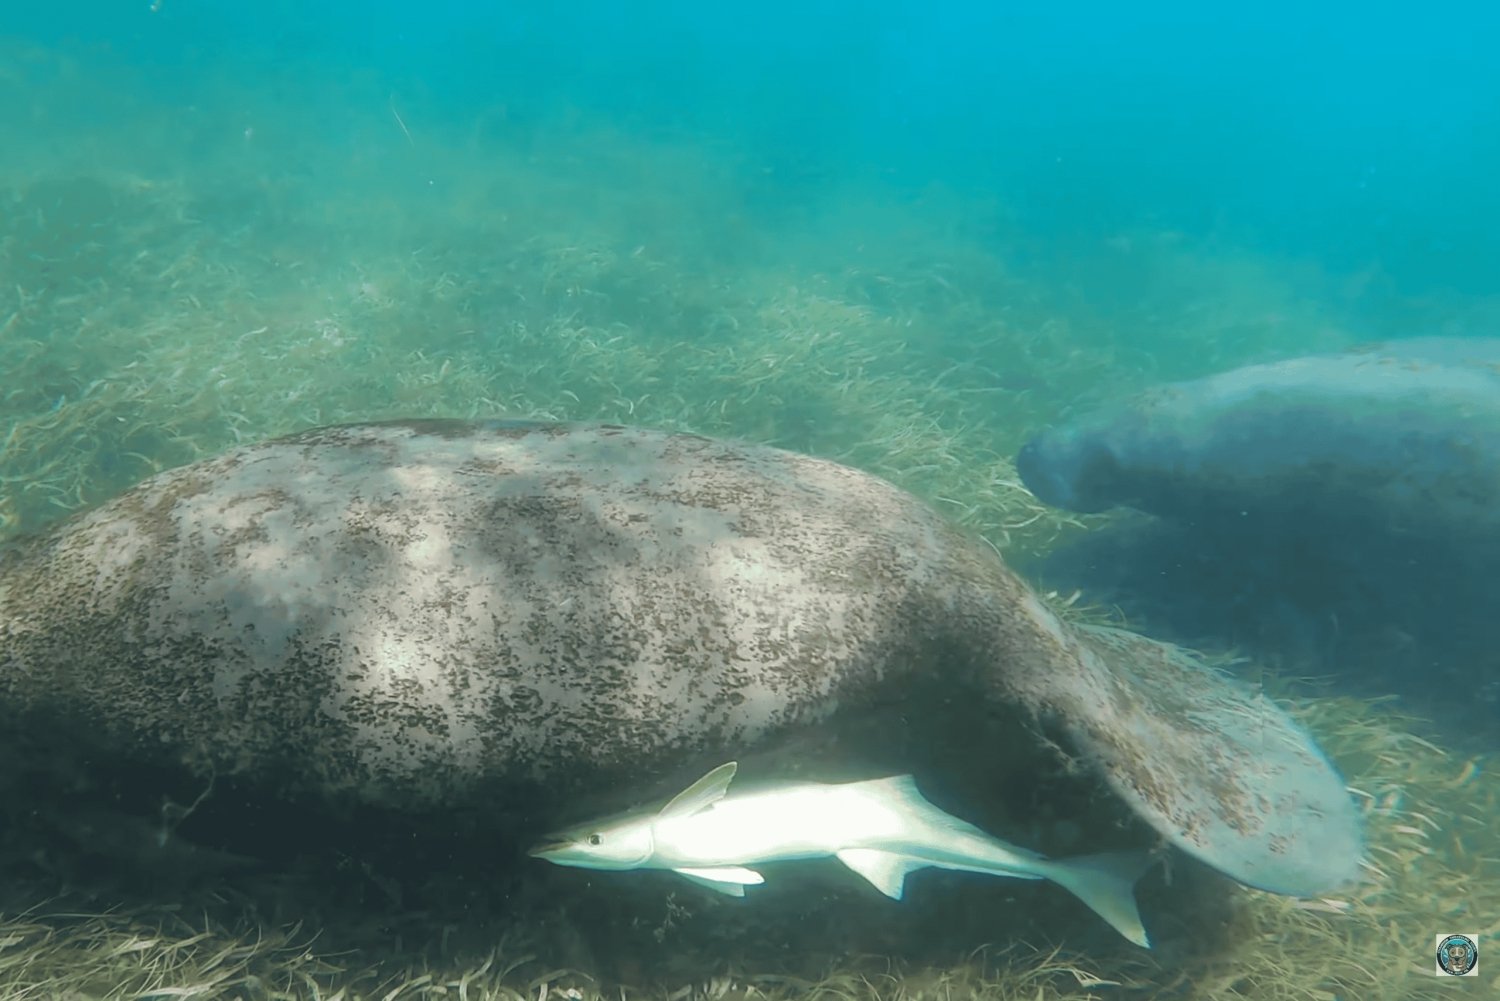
top-left (2, 46), bottom-right (1495, 1001)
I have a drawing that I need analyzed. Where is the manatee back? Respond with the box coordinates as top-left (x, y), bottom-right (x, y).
top-left (0, 421), bottom-right (987, 808)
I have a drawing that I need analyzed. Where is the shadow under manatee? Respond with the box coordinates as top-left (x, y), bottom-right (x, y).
top-left (1018, 509), bottom-right (1500, 749)
top-left (0, 668), bottom-right (1203, 989)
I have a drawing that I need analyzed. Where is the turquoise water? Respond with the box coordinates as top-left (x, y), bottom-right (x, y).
top-left (1, 3), bottom-right (1497, 999)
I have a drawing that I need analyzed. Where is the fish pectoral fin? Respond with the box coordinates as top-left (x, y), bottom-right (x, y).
top-left (676, 873), bottom-right (748, 897)
top-left (672, 865), bottom-right (765, 894)
top-left (835, 849), bottom-right (927, 901)
top-left (658, 762), bottom-right (738, 820)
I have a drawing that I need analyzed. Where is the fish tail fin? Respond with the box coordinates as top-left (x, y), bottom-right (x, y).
top-left (1039, 851), bottom-right (1156, 949)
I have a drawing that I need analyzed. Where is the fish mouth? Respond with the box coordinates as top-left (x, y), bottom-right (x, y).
top-left (527, 838), bottom-right (571, 858)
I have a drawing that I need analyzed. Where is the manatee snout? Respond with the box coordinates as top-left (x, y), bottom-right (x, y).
top-left (1016, 431), bottom-right (1121, 514)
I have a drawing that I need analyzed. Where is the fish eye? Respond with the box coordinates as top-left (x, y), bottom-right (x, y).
top-left (587, 833), bottom-right (602, 846)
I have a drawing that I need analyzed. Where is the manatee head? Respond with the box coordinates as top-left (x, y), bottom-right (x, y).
top-left (1016, 425), bottom-right (1125, 514)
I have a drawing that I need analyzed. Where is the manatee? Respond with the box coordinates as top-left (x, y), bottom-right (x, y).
top-left (1016, 337), bottom-right (1500, 540)
top-left (0, 420), bottom-right (1360, 896)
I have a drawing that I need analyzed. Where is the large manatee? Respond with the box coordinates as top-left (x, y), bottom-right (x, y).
top-left (1016, 337), bottom-right (1500, 539)
top-left (0, 420), bottom-right (1359, 896)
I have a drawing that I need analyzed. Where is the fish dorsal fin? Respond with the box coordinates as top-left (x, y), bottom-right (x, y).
top-left (857, 775), bottom-right (1009, 844)
top-left (658, 762), bottom-right (737, 820)
top-left (862, 774), bottom-right (923, 802)
top-left (836, 848), bottom-right (927, 900)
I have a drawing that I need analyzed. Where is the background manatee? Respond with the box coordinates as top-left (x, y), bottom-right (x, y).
top-left (1016, 337), bottom-right (1500, 535)
top-left (0, 420), bottom-right (1360, 897)
top-left (1016, 338), bottom-right (1500, 735)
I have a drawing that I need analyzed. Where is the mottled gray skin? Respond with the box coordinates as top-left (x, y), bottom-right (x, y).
top-left (0, 420), bottom-right (1360, 895)
top-left (1017, 338), bottom-right (1500, 538)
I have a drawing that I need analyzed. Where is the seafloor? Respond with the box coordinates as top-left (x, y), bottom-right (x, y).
top-left (1, 42), bottom-right (1496, 1001)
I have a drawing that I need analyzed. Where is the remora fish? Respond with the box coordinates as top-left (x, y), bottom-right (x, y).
top-left (531, 762), bottom-right (1154, 948)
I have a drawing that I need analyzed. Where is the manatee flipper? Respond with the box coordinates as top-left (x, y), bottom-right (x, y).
top-left (1034, 620), bottom-right (1362, 896)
